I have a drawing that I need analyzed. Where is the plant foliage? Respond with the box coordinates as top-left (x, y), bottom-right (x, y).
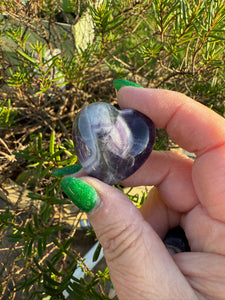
top-left (0, 0), bottom-right (224, 298)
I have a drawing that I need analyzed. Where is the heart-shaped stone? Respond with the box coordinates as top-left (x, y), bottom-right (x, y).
top-left (72, 102), bottom-right (155, 185)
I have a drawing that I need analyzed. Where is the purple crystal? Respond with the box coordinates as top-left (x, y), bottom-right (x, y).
top-left (72, 102), bottom-right (155, 185)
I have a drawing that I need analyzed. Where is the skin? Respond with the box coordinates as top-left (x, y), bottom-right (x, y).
top-left (76, 88), bottom-right (225, 300)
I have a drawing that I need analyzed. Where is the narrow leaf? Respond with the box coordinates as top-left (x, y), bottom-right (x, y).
top-left (92, 243), bottom-right (102, 262)
top-left (49, 131), bottom-right (55, 160)
top-left (17, 49), bottom-right (38, 64)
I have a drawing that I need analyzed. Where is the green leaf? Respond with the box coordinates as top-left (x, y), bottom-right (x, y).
top-left (33, 257), bottom-right (45, 272)
top-left (49, 131), bottom-right (55, 159)
top-left (33, 213), bottom-right (40, 229)
top-left (63, 237), bottom-right (74, 250)
top-left (17, 49), bottom-right (38, 65)
top-left (62, 0), bottom-right (74, 13)
top-left (46, 260), bottom-right (63, 276)
top-left (41, 203), bottom-right (52, 223)
top-left (7, 233), bottom-right (23, 242)
top-left (49, 150), bottom-right (64, 161)
top-left (38, 133), bottom-right (43, 152)
top-left (27, 239), bottom-right (34, 256)
top-left (35, 162), bottom-right (43, 181)
top-left (51, 249), bottom-right (63, 265)
top-left (92, 243), bottom-right (102, 262)
top-left (26, 221), bottom-right (34, 236)
top-left (43, 273), bottom-right (61, 287)
top-left (43, 225), bottom-right (65, 236)
top-left (37, 238), bottom-right (43, 258)
top-left (54, 145), bottom-right (61, 162)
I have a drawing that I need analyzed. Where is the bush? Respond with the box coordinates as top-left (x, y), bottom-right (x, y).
top-left (0, 0), bottom-right (224, 298)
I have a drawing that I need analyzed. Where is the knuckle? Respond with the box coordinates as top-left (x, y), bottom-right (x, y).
top-left (98, 222), bottom-right (143, 263)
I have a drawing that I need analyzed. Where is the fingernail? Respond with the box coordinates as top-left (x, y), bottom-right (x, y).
top-left (61, 177), bottom-right (100, 213)
top-left (52, 164), bottom-right (82, 177)
top-left (113, 79), bottom-right (143, 91)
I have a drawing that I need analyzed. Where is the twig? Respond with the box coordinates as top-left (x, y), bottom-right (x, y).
top-left (0, 138), bottom-right (12, 155)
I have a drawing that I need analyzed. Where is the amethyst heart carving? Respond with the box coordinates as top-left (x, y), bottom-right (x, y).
top-left (72, 102), bottom-right (155, 185)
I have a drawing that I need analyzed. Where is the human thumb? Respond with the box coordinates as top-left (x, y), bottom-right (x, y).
top-left (61, 176), bottom-right (196, 300)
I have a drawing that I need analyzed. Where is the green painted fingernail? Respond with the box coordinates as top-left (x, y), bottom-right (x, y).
top-left (61, 177), bottom-right (99, 213)
top-left (113, 79), bottom-right (143, 91)
top-left (52, 164), bottom-right (82, 177)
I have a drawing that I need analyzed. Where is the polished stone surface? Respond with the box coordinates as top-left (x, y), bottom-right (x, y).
top-left (73, 102), bottom-right (155, 185)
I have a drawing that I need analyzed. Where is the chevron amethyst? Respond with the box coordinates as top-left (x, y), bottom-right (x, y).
top-left (72, 102), bottom-right (155, 185)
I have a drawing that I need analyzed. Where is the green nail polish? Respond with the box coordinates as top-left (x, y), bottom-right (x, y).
top-left (61, 177), bottom-right (99, 213)
top-left (113, 79), bottom-right (143, 91)
top-left (52, 164), bottom-right (82, 177)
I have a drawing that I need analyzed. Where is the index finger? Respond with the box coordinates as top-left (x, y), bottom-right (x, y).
top-left (118, 87), bottom-right (225, 222)
top-left (118, 87), bottom-right (225, 156)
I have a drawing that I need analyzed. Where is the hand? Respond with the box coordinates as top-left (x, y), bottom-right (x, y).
top-left (62, 88), bottom-right (225, 299)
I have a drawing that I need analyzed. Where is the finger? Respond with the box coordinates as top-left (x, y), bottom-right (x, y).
top-left (140, 187), bottom-right (181, 238)
top-left (141, 188), bottom-right (225, 255)
top-left (82, 177), bottom-right (197, 300)
top-left (121, 150), bottom-right (198, 213)
top-left (181, 204), bottom-right (225, 255)
top-left (118, 88), bottom-right (225, 156)
top-left (192, 145), bottom-right (225, 221)
top-left (174, 252), bottom-right (225, 300)
top-left (118, 88), bottom-right (225, 222)
top-left (72, 153), bottom-right (194, 238)
top-left (72, 151), bottom-right (198, 215)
